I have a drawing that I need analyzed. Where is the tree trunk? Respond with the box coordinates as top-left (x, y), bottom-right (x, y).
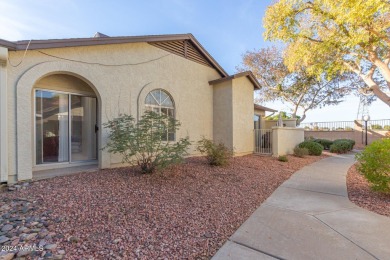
top-left (371, 85), bottom-right (390, 107)
top-left (362, 76), bottom-right (390, 107)
top-left (372, 59), bottom-right (390, 91)
top-left (297, 113), bottom-right (306, 125)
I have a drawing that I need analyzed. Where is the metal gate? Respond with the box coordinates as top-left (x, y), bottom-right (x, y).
top-left (254, 129), bottom-right (272, 155)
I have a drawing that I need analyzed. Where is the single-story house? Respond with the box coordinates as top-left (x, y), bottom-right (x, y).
top-left (0, 33), bottom-right (263, 183)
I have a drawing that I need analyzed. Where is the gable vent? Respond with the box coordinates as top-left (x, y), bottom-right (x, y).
top-left (149, 40), bottom-right (212, 68)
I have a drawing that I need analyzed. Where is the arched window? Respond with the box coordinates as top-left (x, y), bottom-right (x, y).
top-left (145, 89), bottom-right (175, 141)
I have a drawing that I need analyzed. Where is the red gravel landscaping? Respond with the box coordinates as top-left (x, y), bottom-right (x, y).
top-left (347, 164), bottom-right (390, 218)
top-left (1, 154), bottom-right (327, 259)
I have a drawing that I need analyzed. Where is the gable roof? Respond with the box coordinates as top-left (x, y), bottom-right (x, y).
top-left (0, 33), bottom-right (228, 77)
top-left (208, 71), bottom-right (261, 89)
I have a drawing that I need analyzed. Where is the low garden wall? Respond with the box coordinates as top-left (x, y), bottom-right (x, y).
top-left (304, 130), bottom-right (387, 148)
top-left (272, 127), bottom-right (304, 157)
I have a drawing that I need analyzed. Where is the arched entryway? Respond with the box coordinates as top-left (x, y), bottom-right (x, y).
top-left (33, 73), bottom-right (99, 166)
top-left (15, 61), bottom-right (108, 181)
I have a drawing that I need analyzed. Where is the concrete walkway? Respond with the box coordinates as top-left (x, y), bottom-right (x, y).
top-left (213, 154), bottom-right (390, 260)
top-left (33, 163), bottom-right (98, 180)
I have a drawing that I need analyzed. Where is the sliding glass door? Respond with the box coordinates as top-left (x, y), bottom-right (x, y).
top-left (35, 90), bottom-right (97, 165)
top-left (71, 95), bottom-right (97, 161)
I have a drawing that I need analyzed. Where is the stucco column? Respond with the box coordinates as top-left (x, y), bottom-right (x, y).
top-left (0, 47), bottom-right (8, 182)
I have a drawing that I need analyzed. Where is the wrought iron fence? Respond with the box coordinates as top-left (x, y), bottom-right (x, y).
top-left (300, 121), bottom-right (355, 131)
top-left (300, 119), bottom-right (390, 131)
top-left (366, 119), bottom-right (390, 130)
top-left (254, 129), bottom-right (272, 154)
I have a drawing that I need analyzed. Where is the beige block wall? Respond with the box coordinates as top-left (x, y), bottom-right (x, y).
top-left (6, 42), bottom-right (221, 182)
top-left (304, 130), bottom-right (387, 148)
top-left (272, 127), bottom-right (304, 156)
top-left (232, 77), bottom-right (255, 155)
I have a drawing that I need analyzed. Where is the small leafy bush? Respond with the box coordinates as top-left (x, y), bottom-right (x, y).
top-left (104, 111), bottom-right (191, 174)
top-left (278, 155), bottom-right (288, 162)
top-left (197, 137), bottom-right (233, 166)
top-left (371, 124), bottom-right (383, 130)
top-left (355, 139), bottom-right (390, 193)
top-left (329, 141), bottom-right (350, 154)
top-left (313, 139), bottom-right (333, 150)
top-left (298, 141), bottom-right (323, 156)
top-left (384, 125), bottom-right (390, 131)
top-left (293, 146), bottom-right (309, 158)
top-left (333, 139), bottom-right (355, 151)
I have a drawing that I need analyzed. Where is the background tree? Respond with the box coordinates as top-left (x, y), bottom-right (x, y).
top-left (266, 111), bottom-right (301, 121)
top-left (238, 47), bottom-right (351, 123)
top-left (264, 0), bottom-right (390, 107)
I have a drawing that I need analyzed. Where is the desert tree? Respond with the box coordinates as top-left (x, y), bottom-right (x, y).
top-left (263, 0), bottom-right (390, 107)
top-left (238, 47), bottom-right (351, 123)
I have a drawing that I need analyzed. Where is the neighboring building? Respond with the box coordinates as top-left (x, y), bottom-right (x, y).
top-left (0, 33), bottom-right (261, 183)
top-left (265, 119), bottom-right (298, 128)
top-left (254, 104), bottom-right (277, 129)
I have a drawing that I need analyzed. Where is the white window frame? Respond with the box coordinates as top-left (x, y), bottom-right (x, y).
top-left (144, 89), bottom-right (176, 141)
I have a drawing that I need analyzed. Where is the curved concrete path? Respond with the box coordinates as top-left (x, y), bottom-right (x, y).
top-left (213, 154), bottom-right (390, 260)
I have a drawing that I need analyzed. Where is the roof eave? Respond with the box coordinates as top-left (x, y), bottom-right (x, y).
top-left (0, 39), bottom-right (16, 50)
top-left (3, 33), bottom-right (228, 77)
top-left (13, 34), bottom-right (192, 51)
top-left (254, 104), bottom-right (278, 113)
top-left (208, 71), bottom-right (262, 89)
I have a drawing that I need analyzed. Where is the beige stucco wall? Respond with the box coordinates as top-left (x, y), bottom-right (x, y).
top-left (254, 108), bottom-right (265, 117)
top-left (212, 77), bottom-right (255, 155)
top-left (34, 74), bottom-right (96, 96)
top-left (6, 42), bottom-right (221, 182)
top-left (0, 47), bottom-right (8, 182)
top-left (272, 127), bottom-right (304, 156)
top-left (232, 77), bottom-right (255, 155)
top-left (213, 81), bottom-right (233, 148)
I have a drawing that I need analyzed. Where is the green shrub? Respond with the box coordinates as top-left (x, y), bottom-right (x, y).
top-left (197, 137), bottom-right (233, 166)
top-left (298, 141), bottom-right (323, 156)
top-left (383, 125), bottom-right (390, 131)
top-left (329, 141), bottom-right (350, 154)
top-left (313, 139), bottom-right (333, 150)
top-left (371, 124), bottom-right (383, 130)
top-left (278, 155), bottom-right (288, 162)
top-left (104, 111), bottom-right (191, 174)
top-left (355, 139), bottom-right (390, 193)
top-left (333, 139), bottom-right (355, 151)
top-left (293, 146), bottom-right (309, 158)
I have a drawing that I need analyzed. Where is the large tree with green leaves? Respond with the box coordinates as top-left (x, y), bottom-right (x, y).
top-left (264, 0), bottom-right (390, 107)
top-left (238, 47), bottom-right (351, 123)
